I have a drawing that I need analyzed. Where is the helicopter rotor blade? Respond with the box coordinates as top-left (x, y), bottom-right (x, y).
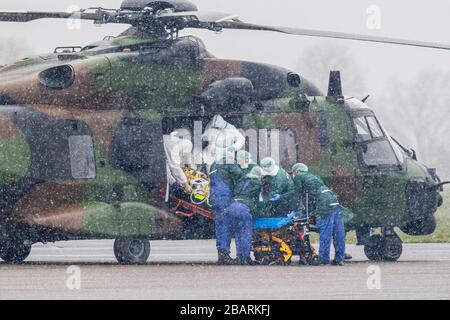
top-left (0, 10), bottom-right (104, 23)
top-left (2, 7), bottom-right (450, 51)
top-left (212, 21), bottom-right (450, 51)
top-left (0, 11), bottom-right (71, 22)
top-left (157, 11), bottom-right (239, 24)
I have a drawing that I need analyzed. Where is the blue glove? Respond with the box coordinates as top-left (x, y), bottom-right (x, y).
top-left (270, 194), bottom-right (281, 202)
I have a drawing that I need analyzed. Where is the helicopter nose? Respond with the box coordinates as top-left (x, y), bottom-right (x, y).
top-left (406, 178), bottom-right (441, 218)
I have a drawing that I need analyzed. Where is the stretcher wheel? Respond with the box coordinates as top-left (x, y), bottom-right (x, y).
top-left (254, 251), bottom-right (271, 265)
top-left (253, 243), bottom-right (292, 265)
top-left (254, 254), bottom-right (290, 265)
top-left (308, 255), bottom-right (320, 265)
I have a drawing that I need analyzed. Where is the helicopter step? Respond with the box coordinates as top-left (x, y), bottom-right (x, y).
top-left (364, 227), bottom-right (403, 262)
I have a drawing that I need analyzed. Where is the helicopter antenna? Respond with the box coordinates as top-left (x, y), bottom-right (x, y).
top-left (362, 95), bottom-right (371, 103)
top-left (432, 181), bottom-right (450, 190)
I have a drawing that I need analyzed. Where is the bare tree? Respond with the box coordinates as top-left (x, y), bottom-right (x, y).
top-left (296, 41), bottom-right (367, 97)
top-left (297, 42), bottom-right (449, 179)
top-left (376, 70), bottom-right (450, 179)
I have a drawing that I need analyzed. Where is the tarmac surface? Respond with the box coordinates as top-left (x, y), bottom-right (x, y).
top-left (0, 240), bottom-right (449, 300)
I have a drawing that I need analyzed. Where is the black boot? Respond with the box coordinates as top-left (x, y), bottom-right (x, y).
top-left (217, 250), bottom-right (236, 265)
top-left (310, 259), bottom-right (330, 266)
top-left (344, 253), bottom-right (353, 260)
top-left (236, 256), bottom-right (256, 266)
top-left (331, 260), bottom-right (345, 266)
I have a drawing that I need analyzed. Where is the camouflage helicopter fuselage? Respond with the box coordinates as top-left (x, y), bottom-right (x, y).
top-left (0, 31), bottom-right (444, 248)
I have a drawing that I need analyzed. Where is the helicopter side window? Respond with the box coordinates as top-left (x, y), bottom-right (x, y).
top-left (68, 135), bottom-right (96, 179)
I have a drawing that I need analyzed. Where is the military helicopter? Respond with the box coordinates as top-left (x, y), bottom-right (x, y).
top-left (0, 0), bottom-right (448, 264)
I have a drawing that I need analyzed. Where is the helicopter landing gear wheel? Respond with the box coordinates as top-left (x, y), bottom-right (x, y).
top-left (382, 234), bottom-right (403, 262)
top-left (0, 235), bottom-right (32, 264)
top-left (113, 237), bottom-right (150, 265)
top-left (364, 229), bottom-right (403, 262)
top-left (364, 234), bottom-right (384, 261)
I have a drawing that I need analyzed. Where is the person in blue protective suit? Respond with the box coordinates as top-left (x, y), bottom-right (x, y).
top-left (291, 163), bottom-right (346, 266)
top-left (209, 151), bottom-right (251, 265)
top-left (228, 166), bottom-right (264, 265)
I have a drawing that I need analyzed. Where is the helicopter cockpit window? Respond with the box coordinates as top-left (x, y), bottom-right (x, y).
top-left (68, 135), bottom-right (96, 179)
top-left (353, 116), bottom-right (385, 142)
top-left (353, 117), bottom-right (372, 142)
top-left (366, 116), bottom-right (383, 139)
top-left (360, 140), bottom-right (399, 167)
top-left (352, 116), bottom-right (400, 168)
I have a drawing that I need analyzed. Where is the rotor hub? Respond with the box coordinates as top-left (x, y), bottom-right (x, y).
top-left (120, 0), bottom-right (198, 12)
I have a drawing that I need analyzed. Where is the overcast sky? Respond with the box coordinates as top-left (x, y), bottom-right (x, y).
top-left (1, 0), bottom-right (450, 175)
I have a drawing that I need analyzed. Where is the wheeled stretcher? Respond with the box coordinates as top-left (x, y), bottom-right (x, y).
top-left (169, 193), bottom-right (318, 265)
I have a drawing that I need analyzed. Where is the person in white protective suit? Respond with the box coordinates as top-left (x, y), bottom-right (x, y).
top-left (163, 131), bottom-right (194, 197)
top-left (202, 115), bottom-right (245, 168)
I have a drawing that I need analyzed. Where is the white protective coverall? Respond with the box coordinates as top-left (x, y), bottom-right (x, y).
top-left (163, 132), bottom-right (194, 198)
top-left (202, 115), bottom-right (245, 167)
